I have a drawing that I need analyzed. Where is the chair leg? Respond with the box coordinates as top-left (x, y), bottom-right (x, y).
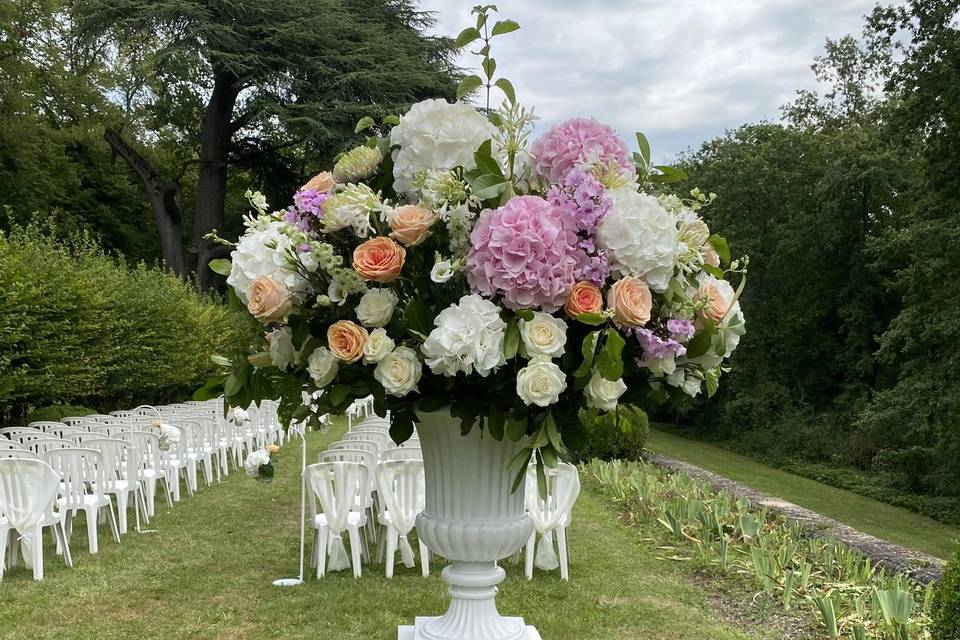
top-left (85, 506), bottom-right (99, 554)
top-left (31, 524), bottom-right (44, 581)
top-left (55, 522), bottom-right (73, 568)
top-left (310, 530), bottom-right (319, 569)
top-left (524, 531), bottom-right (536, 580)
top-left (106, 503), bottom-right (121, 543)
top-left (419, 540), bottom-right (430, 578)
top-left (557, 526), bottom-right (570, 581)
top-left (348, 525), bottom-right (363, 579)
top-left (316, 527), bottom-right (328, 578)
top-left (116, 491), bottom-right (129, 535)
top-left (0, 523), bottom-right (8, 582)
top-left (385, 525), bottom-right (398, 579)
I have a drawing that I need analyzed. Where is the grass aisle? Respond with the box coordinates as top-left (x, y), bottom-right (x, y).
top-left (646, 428), bottom-right (960, 559)
top-left (0, 420), bottom-right (775, 640)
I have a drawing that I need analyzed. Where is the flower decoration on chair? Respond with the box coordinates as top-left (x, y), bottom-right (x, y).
top-left (151, 420), bottom-right (181, 452)
top-left (244, 445), bottom-right (280, 482)
top-left (199, 11), bottom-right (747, 489)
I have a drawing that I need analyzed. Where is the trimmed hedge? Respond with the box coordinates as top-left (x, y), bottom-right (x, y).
top-left (933, 543), bottom-right (960, 639)
top-left (570, 405), bottom-right (650, 463)
top-left (0, 225), bottom-right (254, 421)
top-left (24, 404), bottom-right (96, 424)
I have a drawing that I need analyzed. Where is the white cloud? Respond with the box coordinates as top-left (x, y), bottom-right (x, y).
top-left (420, 0), bottom-right (872, 161)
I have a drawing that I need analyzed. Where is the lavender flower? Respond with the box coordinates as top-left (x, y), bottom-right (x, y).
top-left (667, 318), bottom-right (696, 342)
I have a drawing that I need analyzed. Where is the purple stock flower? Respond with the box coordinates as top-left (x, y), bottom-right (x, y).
top-left (633, 327), bottom-right (687, 360)
top-left (667, 318), bottom-right (696, 342)
top-left (294, 188), bottom-right (330, 218)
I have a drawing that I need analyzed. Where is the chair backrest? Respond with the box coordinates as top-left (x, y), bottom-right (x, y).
top-left (43, 448), bottom-right (105, 508)
top-left (354, 417), bottom-right (389, 431)
top-left (28, 421), bottom-right (67, 432)
top-left (375, 459), bottom-right (425, 536)
top-left (2, 428), bottom-right (54, 446)
top-left (85, 438), bottom-right (135, 488)
top-left (0, 458), bottom-right (61, 532)
top-left (380, 447), bottom-right (422, 462)
top-left (0, 449), bottom-right (39, 460)
top-left (348, 429), bottom-right (391, 451)
top-left (44, 424), bottom-right (86, 439)
top-left (29, 438), bottom-right (75, 457)
top-left (331, 439), bottom-right (379, 461)
top-left (130, 431), bottom-right (162, 478)
top-left (0, 440), bottom-right (25, 451)
top-left (66, 431), bottom-right (110, 446)
top-left (306, 461), bottom-right (368, 534)
top-left (525, 462), bottom-right (581, 531)
top-left (61, 416), bottom-right (95, 427)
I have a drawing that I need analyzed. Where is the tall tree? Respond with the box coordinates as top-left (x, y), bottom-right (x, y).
top-left (72, 0), bottom-right (458, 288)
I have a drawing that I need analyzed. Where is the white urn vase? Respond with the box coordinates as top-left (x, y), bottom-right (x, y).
top-left (398, 408), bottom-right (540, 640)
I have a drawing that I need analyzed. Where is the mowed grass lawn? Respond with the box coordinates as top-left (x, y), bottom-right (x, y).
top-left (0, 418), bottom-right (777, 640)
top-left (646, 427), bottom-right (960, 559)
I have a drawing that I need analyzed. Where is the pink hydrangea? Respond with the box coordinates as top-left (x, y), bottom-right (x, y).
top-left (467, 195), bottom-right (584, 311)
top-left (531, 118), bottom-right (635, 185)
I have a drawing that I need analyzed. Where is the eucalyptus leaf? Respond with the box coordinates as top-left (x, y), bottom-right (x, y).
top-left (208, 258), bottom-right (232, 276)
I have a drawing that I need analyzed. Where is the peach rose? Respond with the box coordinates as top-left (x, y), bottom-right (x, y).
top-left (698, 284), bottom-right (728, 323)
top-left (301, 171), bottom-right (335, 193)
top-left (607, 277), bottom-right (652, 327)
top-left (352, 237), bottom-right (406, 283)
top-left (389, 205), bottom-right (434, 246)
top-left (565, 281), bottom-right (604, 318)
top-left (327, 320), bottom-right (368, 363)
top-left (267, 444), bottom-right (281, 454)
top-left (247, 277), bottom-right (294, 323)
top-left (703, 250), bottom-right (720, 268)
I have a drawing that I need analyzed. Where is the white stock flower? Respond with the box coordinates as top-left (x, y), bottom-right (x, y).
top-left (356, 288), bottom-right (399, 328)
top-left (516, 357), bottom-right (567, 407)
top-left (306, 346), bottom-right (339, 387)
top-left (519, 312), bottom-right (567, 359)
top-left (228, 219), bottom-right (306, 304)
top-left (421, 294), bottom-right (506, 377)
top-left (597, 187), bottom-right (681, 292)
top-left (268, 327), bottom-right (297, 371)
top-left (584, 371), bottom-right (627, 411)
top-left (363, 328), bottom-right (395, 364)
top-left (430, 259), bottom-right (454, 283)
top-left (390, 99), bottom-right (498, 196)
top-left (374, 346), bottom-right (422, 397)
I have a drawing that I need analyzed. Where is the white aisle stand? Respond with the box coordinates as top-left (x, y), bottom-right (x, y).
top-left (273, 420), bottom-right (307, 587)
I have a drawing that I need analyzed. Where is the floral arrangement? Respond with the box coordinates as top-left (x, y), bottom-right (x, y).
top-left (244, 444), bottom-right (281, 482)
top-left (201, 7), bottom-right (746, 485)
top-left (152, 419), bottom-right (181, 452)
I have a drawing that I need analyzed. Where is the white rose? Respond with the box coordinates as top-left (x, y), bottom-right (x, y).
top-left (421, 294), bottom-right (506, 377)
top-left (306, 346), bottom-right (339, 388)
top-left (356, 288), bottom-right (399, 328)
top-left (597, 187), bottom-right (681, 292)
top-left (519, 312), bottom-right (567, 359)
top-left (516, 358), bottom-right (567, 407)
top-left (374, 346), bottom-right (423, 397)
top-left (585, 371), bottom-right (627, 411)
top-left (681, 272), bottom-right (746, 371)
top-left (268, 327), bottom-right (296, 371)
top-left (244, 449), bottom-right (271, 477)
top-left (390, 99), bottom-right (498, 196)
top-left (227, 219), bottom-right (307, 304)
top-left (363, 328), bottom-right (395, 364)
top-left (430, 260), bottom-right (454, 283)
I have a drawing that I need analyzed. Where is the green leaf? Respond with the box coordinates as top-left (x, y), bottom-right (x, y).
top-left (503, 320), bottom-right (520, 359)
top-left (685, 330), bottom-right (713, 358)
top-left (354, 116), bottom-right (375, 133)
top-left (702, 264), bottom-right (724, 278)
top-left (404, 300), bottom-right (433, 338)
top-left (382, 115), bottom-right (400, 126)
top-left (473, 140), bottom-right (503, 177)
top-left (454, 27), bottom-right (482, 48)
top-left (208, 258), bottom-right (231, 276)
top-left (508, 446), bottom-right (532, 473)
top-left (597, 329), bottom-right (625, 381)
top-left (544, 412), bottom-right (562, 450)
top-left (246, 352), bottom-right (273, 368)
top-left (635, 132), bottom-right (651, 167)
top-left (573, 312), bottom-right (607, 326)
top-left (540, 443), bottom-right (559, 468)
top-left (574, 331), bottom-right (601, 378)
top-left (417, 395), bottom-right (448, 413)
top-left (487, 406), bottom-right (506, 441)
top-left (708, 234), bottom-right (731, 266)
top-left (329, 384), bottom-right (349, 407)
top-left (506, 413), bottom-right (527, 442)
top-left (494, 78), bottom-right (516, 104)
top-left (516, 308), bottom-right (534, 321)
top-left (456, 74), bottom-right (484, 100)
top-left (705, 367), bottom-right (721, 398)
top-left (491, 19), bottom-right (520, 36)
top-left (535, 450), bottom-right (547, 499)
top-left (482, 57), bottom-right (497, 80)
top-left (211, 354), bottom-right (231, 367)
top-left (390, 411), bottom-right (415, 445)
top-left (224, 372), bottom-right (243, 397)
top-left (468, 172), bottom-right (509, 200)
top-left (648, 165), bottom-right (688, 184)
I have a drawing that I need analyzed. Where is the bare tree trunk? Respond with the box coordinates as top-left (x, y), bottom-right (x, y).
top-left (103, 128), bottom-right (186, 277)
top-left (190, 68), bottom-right (241, 291)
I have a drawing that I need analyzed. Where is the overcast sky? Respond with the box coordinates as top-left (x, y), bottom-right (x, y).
top-left (419, 1), bottom-right (874, 162)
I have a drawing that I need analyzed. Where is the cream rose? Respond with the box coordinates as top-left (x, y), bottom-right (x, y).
top-left (607, 276), bottom-right (652, 327)
top-left (363, 328), bottom-right (395, 364)
top-left (268, 327), bottom-right (296, 371)
top-left (389, 205), bottom-right (434, 247)
top-left (246, 277), bottom-right (293, 323)
top-left (306, 346), bottom-right (339, 387)
top-left (374, 346), bottom-right (422, 397)
top-left (585, 370), bottom-right (627, 411)
top-left (519, 312), bottom-right (567, 359)
top-left (327, 320), bottom-right (368, 363)
top-left (356, 288), bottom-right (399, 328)
top-left (516, 357), bottom-right (567, 407)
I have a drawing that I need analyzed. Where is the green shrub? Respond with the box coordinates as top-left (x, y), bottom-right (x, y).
top-left (569, 404), bottom-right (650, 463)
top-left (933, 543), bottom-right (960, 640)
top-left (24, 404), bottom-right (96, 424)
top-left (0, 224), bottom-right (255, 421)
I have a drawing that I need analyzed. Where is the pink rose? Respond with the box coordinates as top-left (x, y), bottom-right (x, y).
top-left (607, 277), bottom-right (652, 327)
top-left (352, 237), bottom-right (406, 283)
top-left (565, 281), bottom-right (604, 318)
top-left (327, 320), bottom-right (368, 363)
top-left (697, 284), bottom-right (728, 324)
top-left (247, 277), bottom-right (293, 323)
top-left (389, 205), bottom-right (434, 246)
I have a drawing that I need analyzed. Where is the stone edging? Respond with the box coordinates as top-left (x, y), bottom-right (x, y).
top-left (643, 452), bottom-right (945, 584)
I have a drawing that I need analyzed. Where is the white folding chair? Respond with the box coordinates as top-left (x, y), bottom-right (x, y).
top-left (0, 458), bottom-right (72, 581)
top-left (0, 440), bottom-right (26, 451)
top-left (0, 449), bottom-right (39, 460)
top-left (306, 461), bottom-right (369, 578)
top-left (28, 438), bottom-right (74, 457)
top-left (380, 447), bottom-right (422, 462)
top-left (375, 459), bottom-right (429, 578)
top-left (43, 448), bottom-right (120, 554)
top-left (524, 462), bottom-right (580, 581)
top-left (130, 431), bottom-right (172, 517)
top-left (86, 438), bottom-right (145, 535)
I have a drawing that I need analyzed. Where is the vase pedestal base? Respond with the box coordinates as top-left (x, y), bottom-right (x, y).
top-left (398, 619), bottom-right (542, 640)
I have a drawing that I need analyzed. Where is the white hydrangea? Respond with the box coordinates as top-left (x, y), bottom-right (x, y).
top-left (390, 99), bottom-right (497, 196)
top-left (421, 294), bottom-right (506, 377)
top-left (227, 218), bottom-right (306, 304)
top-left (597, 187), bottom-right (681, 292)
